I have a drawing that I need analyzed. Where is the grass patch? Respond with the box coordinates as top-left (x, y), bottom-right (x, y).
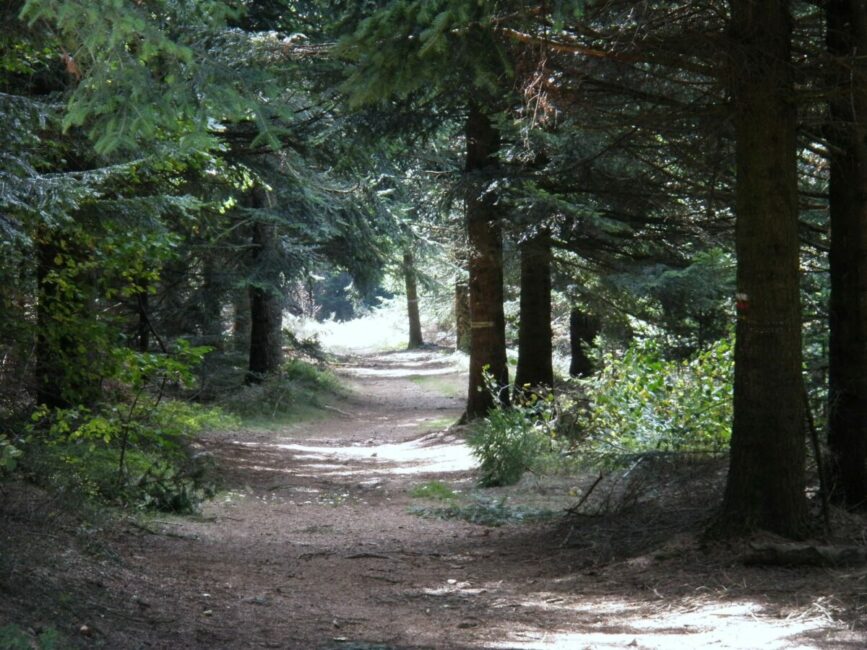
top-left (409, 480), bottom-right (458, 501)
top-left (220, 358), bottom-right (344, 424)
top-left (410, 375), bottom-right (463, 399)
top-left (0, 624), bottom-right (67, 650)
top-left (410, 497), bottom-right (556, 527)
top-left (416, 416), bottom-right (455, 432)
top-left (240, 401), bottom-right (330, 431)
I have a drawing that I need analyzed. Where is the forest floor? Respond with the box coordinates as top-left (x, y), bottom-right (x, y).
top-left (3, 348), bottom-right (867, 649)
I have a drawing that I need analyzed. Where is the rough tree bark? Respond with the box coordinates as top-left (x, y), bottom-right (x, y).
top-left (712, 0), bottom-right (807, 537)
top-left (247, 192), bottom-right (283, 384)
top-left (403, 250), bottom-right (424, 349)
top-left (464, 103), bottom-right (509, 420)
top-left (569, 307), bottom-right (600, 378)
top-left (454, 280), bottom-right (471, 353)
top-left (515, 228), bottom-right (553, 391)
top-left (232, 286), bottom-right (251, 353)
top-left (826, 0), bottom-right (867, 508)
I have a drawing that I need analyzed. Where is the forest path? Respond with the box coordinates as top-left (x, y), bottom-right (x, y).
top-left (75, 350), bottom-right (864, 648)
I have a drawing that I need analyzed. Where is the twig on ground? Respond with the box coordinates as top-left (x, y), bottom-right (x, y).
top-left (566, 471), bottom-right (606, 515)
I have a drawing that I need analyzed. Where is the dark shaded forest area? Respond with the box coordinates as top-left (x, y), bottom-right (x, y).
top-left (3, 1), bottom-right (867, 648)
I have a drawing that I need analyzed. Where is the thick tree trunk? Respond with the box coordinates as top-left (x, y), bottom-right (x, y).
top-left (826, 0), bottom-right (867, 508)
top-left (569, 307), bottom-right (600, 378)
top-left (403, 251), bottom-right (424, 349)
top-left (247, 200), bottom-right (283, 383)
top-left (515, 229), bottom-right (553, 391)
top-left (464, 104), bottom-right (509, 420)
top-left (247, 280), bottom-right (282, 383)
top-left (713, 0), bottom-right (807, 538)
top-left (454, 280), bottom-right (471, 353)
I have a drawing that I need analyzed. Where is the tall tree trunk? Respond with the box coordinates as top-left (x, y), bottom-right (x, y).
top-left (826, 0), bottom-right (867, 508)
top-left (247, 196), bottom-right (283, 384)
top-left (515, 229), bottom-right (553, 391)
top-left (454, 280), bottom-right (471, 353)
top-left (403, 250), bottom-right (424, 349)
top-left (464, 104), bottom-right (508, 420)
top-left (569, 307), bottom-right (600, 378)
top-left (201, 255), bottom-right (225, 351)
top-left (136, 290), bottom-right (150, 353)
top-left (713, 0), bottom-right (806, 537)
top-left (232, 286), bottom-right (251, 353)
top-left (35, 235), bottom-right (65, 408)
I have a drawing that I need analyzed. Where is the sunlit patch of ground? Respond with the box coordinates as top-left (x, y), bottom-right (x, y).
top-left (228, 431), bottom-right (476, 477)
top-left (286, 298), bottom-right (430, 354)
top-left (343, 364), bottom-right (460, 378)
top-left (483, 597), bottom-right (840, 649)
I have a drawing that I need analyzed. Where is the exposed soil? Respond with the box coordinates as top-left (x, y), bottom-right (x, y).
top-left (3, 349), bottom-right (867, 649)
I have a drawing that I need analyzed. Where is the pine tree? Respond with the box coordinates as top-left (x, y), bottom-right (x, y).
top-left (713, 0), bottom-right (807, 537)
top-left (826, 0), bottom-right (867, 508)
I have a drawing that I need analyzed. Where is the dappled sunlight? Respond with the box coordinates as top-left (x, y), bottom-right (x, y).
top-left (281, 436), bottom-right (476, 475)
top-left (343, 364), bottom-right (460, 378)
top-left (226, 431), bottom-right (476, 477)
top-left (285, 299), bottom-right (416, 354)
top-left (482, 596), bottom-right (836, 649)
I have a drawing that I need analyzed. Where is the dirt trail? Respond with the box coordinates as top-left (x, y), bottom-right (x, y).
top-left (4, 349), bottom-right (866, 649)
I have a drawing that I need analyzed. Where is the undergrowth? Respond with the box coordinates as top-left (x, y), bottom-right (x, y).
top-left (19, 399), bottom-right (235, 513)
top-left (410, 497), bottom-right (556, 527)
top-left (0, 624), bottom-right (65, 650)
top-left (220, 357), bottom-right (342, 421)
top-left (469, 339), bottom-right (733, 488)
top-left (4, 342), bottom-right (238, 514)
top-left (410, 480), bottom-right (458, 501)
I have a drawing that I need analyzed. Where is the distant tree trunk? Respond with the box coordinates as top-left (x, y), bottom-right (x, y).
top-left (464, 103), bottom-right (508, 420)
top-left (136, 290), bottom-right (150, 353)
top-left (569, 307), bottom-right (600, 378)
top-left (201, 255), bottom-right (225, 351)
top-left (35, 236), bottom-right (65, 408)
top-left (515, 229), bottom-right (553, 391)
top-left (247, 193), bottom-right (283, 384)
top-left (826, 0), bottom-right (867, 508)
top-left (233, 286), bottom-right (251, 353)
top-left (712, 0), bottom-right (807, 538)
top-left (160, 258), bottom-right (191, 337)
top-left (403, 250), bottom-right (424, 349)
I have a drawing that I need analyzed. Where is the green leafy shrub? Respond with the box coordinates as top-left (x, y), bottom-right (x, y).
top-left (20, 340), bottom-right (236, 512)
top-left (577, 338), bottom-right (733, 463)
top-left (469, 372), bottom-right (560, 487)
top-left (0, 434), bottom-right (23, 475)
top-left (23, 400), bottom-right (232, 512)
